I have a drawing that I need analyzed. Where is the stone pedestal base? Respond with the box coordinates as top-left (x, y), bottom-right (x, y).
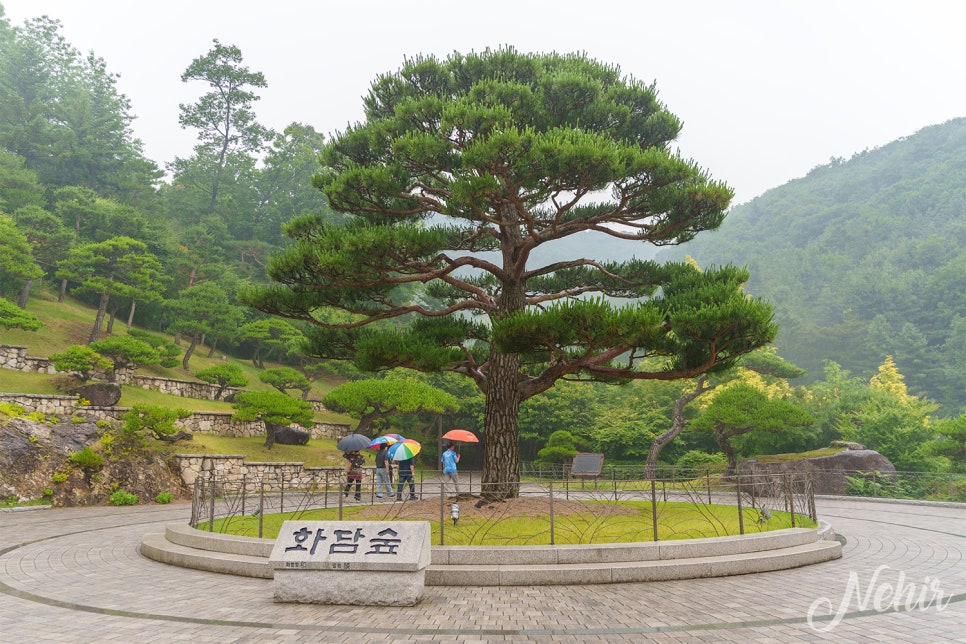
top-left (274, 568), bottom-right (425, 606)
top-left (269, 520), bottom-right (431, 606)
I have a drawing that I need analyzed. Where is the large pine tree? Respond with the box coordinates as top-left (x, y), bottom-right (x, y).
top-left (245, 49), bottom-right (776, 498)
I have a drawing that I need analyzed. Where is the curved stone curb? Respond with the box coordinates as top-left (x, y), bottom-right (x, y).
top-left (140, 521), bottom-right (842, 586)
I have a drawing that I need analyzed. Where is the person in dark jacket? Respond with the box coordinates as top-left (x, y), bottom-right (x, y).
top-left (374, 443), bottom-right (393, 499)
top-left (395, 456), bottom-right (417, 501)
top-left (343, 450), bottom-right (365, 501)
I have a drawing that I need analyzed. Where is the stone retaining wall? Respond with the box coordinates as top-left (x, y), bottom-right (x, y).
top-left (128, 375), bottom-right (243, 401)
top-left (176, 454), bottom-right (348, 490)
top-left (0, 394), bottom-right (350, 446)
top-left (0, 393), bottom-right (80, 417)
top-left (0, 345), bottom-right (56, 374)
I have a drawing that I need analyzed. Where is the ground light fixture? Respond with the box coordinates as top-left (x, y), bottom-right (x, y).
top-left (450, 503), bottom-right (460, 525)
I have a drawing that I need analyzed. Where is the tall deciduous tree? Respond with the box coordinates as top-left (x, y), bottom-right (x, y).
top-left (251, 122), bottom-right (338, 246)
top-left (245, 49), bottom-right (777, 498)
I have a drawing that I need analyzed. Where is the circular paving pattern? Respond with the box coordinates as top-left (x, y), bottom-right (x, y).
top-left (1, 498), bottom-right (964, 642)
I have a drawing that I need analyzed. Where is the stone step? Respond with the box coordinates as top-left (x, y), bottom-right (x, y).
top-left (426, 539), bottom-right (842, 585)
top-left (140, 525), bottom-right (842, 586)
top-left (140, 532), bottom-right (273, 579)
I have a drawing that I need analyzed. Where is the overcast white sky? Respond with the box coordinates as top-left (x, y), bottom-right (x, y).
top-left (3, 0), bottom-right (965, 205)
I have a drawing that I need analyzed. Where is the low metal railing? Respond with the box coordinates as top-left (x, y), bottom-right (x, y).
top-left (190, 469), bottom-right (817, 545)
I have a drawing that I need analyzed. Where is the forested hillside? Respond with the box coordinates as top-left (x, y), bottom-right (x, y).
top-left (659, 118), bottom-right (966, 414)
top-left (0, 10), bottom-right (342, 362)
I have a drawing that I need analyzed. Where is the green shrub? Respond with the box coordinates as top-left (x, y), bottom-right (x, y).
top-left (109, 489), bottom-right (138, 506)
top-left (155, 491), bottom-right (173, 504)
top-left (67, 447), bottom-right (104, 473)
top-left (675, 450), bottom-right (727, 476)
top-left (52, 471), bottom-right (69, 483)
top-left (0, 402), bottom-right (26, 417)
top-left (536, 430), bottom-right (579, 464)
top-left (27, 411), bottom-right (46, 422)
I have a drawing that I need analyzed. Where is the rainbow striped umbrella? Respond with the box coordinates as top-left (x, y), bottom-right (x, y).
top-left (367, 433), bottom-right (406, 449)
top-left (387, 439), bottom-right (421, 461)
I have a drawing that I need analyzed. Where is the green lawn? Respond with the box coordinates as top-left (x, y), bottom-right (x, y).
top-left (204, 499), bottom-right (814, 544)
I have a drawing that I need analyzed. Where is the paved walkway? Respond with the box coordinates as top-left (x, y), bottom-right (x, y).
top-left (0, 498), bottom-right (963, 642)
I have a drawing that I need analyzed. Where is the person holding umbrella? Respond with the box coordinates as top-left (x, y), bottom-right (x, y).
top-left (441, 441), bottom-right (460, 498)
top-left (374, 442), bottom-right (393, 499)
top-left (343, 450), bottom-right (365, 501)
top-left (395, 456), bottom-right (417, 501)
top-left (388, 439), bottom-right (420, 501)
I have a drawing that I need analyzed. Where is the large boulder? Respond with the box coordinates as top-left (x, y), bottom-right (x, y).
top-left (274, 425), bottom-right (310, 446)
top-left (739, 449), bottom-right (896, 495)
top-left (70, 382), bottom-right (122, 407)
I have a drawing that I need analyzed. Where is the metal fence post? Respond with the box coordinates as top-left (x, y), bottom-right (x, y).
top-left (736, 478), bottom-right (744, 535)
top-left (240, 474), bottom-right (247, 517)
top-left (651, 479), bottom-right (659, 542)
top-left (208, 475), bottom-right (216, 532)
top-left (808, 477), bottom-right (817, 521)
top-left (439, 485), bottom-right (445, 546)
top-left (338, 481), bottom-right (344, 521)
top-left (549, 482), bottom-right (555, 545)
top-left (707, 471), bottom-right (712, 504)
top-left (784, 473), bottom-right (794, 528)
top-left (280, 471), bottom-right (285, 516)
top-left (258, 478), bottom-right (265, 539)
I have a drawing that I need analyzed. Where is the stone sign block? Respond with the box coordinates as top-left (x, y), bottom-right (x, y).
top-left (269, 520), bottom-right (431, 606)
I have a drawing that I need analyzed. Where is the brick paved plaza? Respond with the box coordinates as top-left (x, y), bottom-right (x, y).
top-left (1, 497), bottom-right (963, 642)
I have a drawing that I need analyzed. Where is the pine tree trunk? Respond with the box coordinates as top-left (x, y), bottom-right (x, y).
top-left (182, 334), bottom-right (198, 371)
top-left (264, 421), bottom-right (278, 449)
top-left (643, 377), bottom-right (709, 479)
top-left (88, 290), bottom-right (110, 344)
top-left (18, 278), bottom-right (32, 309)
top-left (107, 307), bottom-right (117, 334)
top-left (481, 351), bottom-right (522, 500)
top-left (715, 425), bottom-right (739, 478)
top-left (126, 300), bottom-right (137, 327)
top-left (207, 337), bottom-right (218, 358)
top-left (59, 278), bottom-right (67, 303)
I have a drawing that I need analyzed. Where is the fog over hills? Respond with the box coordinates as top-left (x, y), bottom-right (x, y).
top-left (656, 118), bottom-right (966, 414)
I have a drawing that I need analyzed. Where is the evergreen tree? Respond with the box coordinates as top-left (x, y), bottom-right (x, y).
top-left (245, 49), bottom-right (776, 498)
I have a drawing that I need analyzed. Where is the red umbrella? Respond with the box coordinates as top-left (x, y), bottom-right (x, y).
top-left (442, 429), bottom-right (479, 443)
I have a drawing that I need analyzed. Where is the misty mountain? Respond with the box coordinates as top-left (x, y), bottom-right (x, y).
top-left (657, 117), bottom-right (966, 413)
